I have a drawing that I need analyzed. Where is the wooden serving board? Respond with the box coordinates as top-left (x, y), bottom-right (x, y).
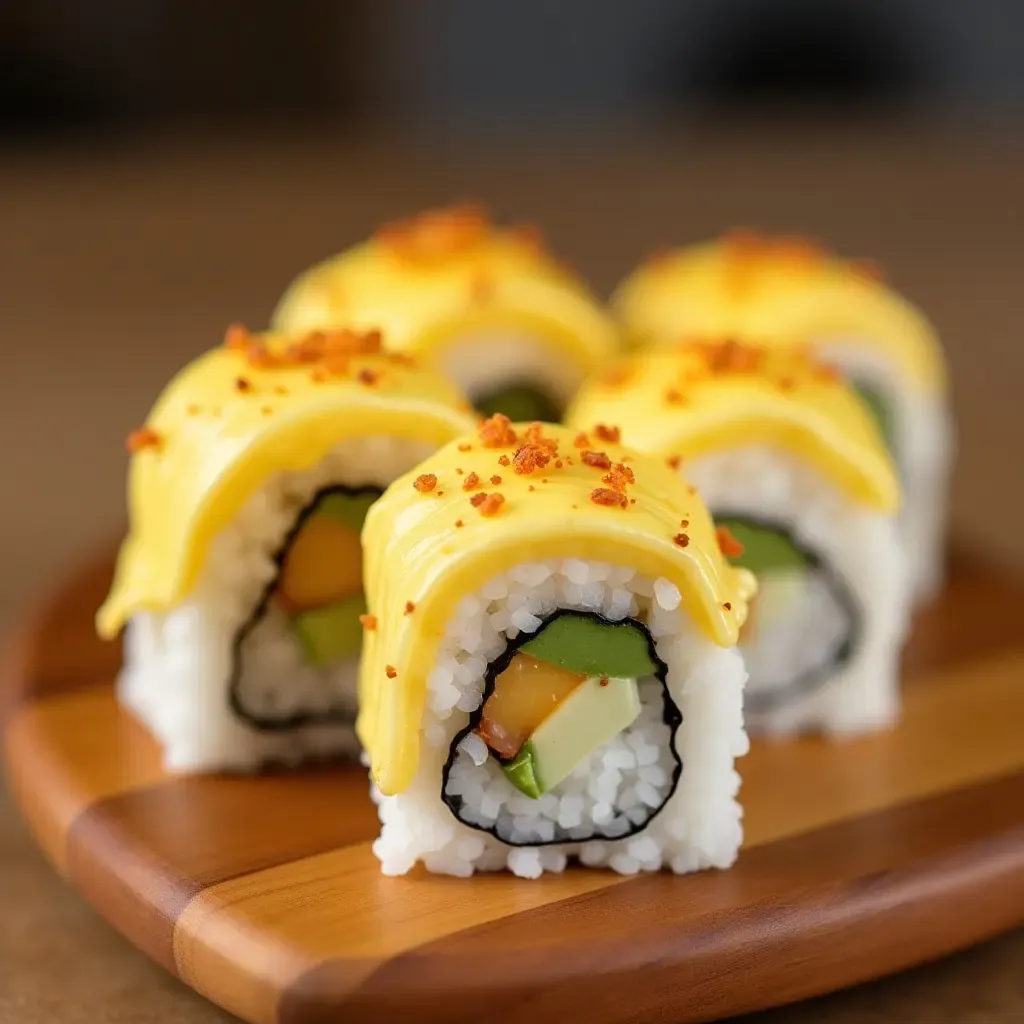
top-left (2, 550), bottom-right (1024, 1024)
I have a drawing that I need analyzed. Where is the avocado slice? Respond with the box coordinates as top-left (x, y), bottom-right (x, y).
top-left (292, 592), bottom-right (367, 666)
top-left (315, 489), bottom-right (380, 532)
top-left (714, 518), bottom-right (808, 576)
top-left (502, 675), bottom-right (642, 798)
top-left (518, 613), bottom-right (658, 679)
top-left (475, 383), bottom-right (561, 423)
top-left (851, 379), bottom-right (894, 452)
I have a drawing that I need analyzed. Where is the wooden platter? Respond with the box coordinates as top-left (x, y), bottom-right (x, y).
top-left (2, 548), bottom-right (1024, 1024)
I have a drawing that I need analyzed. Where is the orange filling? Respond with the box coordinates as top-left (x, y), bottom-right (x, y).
top-left (478, 653), bottom-right (586, 759)
top-left (277, 515), bottom-right (363, 612)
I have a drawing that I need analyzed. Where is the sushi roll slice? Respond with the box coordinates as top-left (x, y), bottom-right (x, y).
top-left (97, 325), bottom-right (475, 772)
top-left (568, 340), bottom-right (907, 736)
top-left (358, 417), bottom-right (755, 878)
top-left (613, 232), bottom-right (951, 604)
top-left (272, 203), bottom-right (618, 421)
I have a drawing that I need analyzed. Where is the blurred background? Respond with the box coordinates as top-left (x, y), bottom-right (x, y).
top-left (1, 4), bottom-right (1024, 1021)
top-left (2, 0), bottom-right (1023, 623)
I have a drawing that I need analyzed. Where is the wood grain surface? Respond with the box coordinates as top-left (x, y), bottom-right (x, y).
top-left (2, 549), bottom-right (1024, 1024)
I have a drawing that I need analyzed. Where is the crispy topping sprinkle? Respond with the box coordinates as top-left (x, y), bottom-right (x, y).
top-left (455, 519), bottom-right (464, 528)
top-left (667, 454), bottom-right (683, 470)
top-left (581, 450), bottom-right (612, 471)
top-left (404, 601), bottom-right (416, 615)
top-left (458, 443), bottom-right (473, 452)
top-left (573, 432), bottom-right (590, 449)
top-left (523, 422), bottom-right (559, 452)
top-left (456, 468), bottom-right (464, 475)
top-left (126, 426), bottom-right (161, 453)
top-left (469, 493), bottom-right (487, 507)
top-left (602, 464), bottom-right (634, 493)
top-left (590, 487), bottom-right (628, 508)
top-left (359, 614), bottom-right (377, 631)
top-left (490, 475), bottom-right (502, 485)
top-left (512, 443), bottom-right (553, 475)
top-left (385, 665), bottom-right (397, 679)
top-left (479, 413), bottom-right (517, 448)
top-left (463, 472), bottom-right (481, 491)
top-left (235, 376), bottom-right (252, 393)
top-left (716, 525), bottom-right (745, 559)
top-left (724, 602), bottom-right (733, 611)
top-left (665, 387), bottom-right (685, 405)
top-left (477, 493), bottom-right (506, 517)
top-left (376, 202), bottom-right (489, 263)
top-left (498, 454), bottom-right (511, 467)
top-left (680, 519), bottom-right (689, 527)
top-left (674, 533), bottom-right (690, 547)
top-left (357, 368), bottom-right (380, 386)
top-left (593, 423), bottom-right (621, 444)
top-left (413, 474), bottom-right (438, 493)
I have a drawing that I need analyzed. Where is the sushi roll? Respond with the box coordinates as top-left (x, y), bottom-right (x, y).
top-left (97, 325), bottom-right (475, 772)
top-left (568, 341), bottom-right (907, 736)
top-left (272, 203), bottom-right (619, 421)
top-left (613, 232), bottom-right (951, 604)
top-left (358, 417), bottom-right (755, 878)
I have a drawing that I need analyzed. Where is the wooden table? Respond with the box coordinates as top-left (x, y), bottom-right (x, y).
top-left (1, 124), bottom-right (1022, 1021)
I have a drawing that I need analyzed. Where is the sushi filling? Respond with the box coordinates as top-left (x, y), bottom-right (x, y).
top-left (474, 381), bottom-right (562, 423)
top-left (229, 485), bottom-right (380, 730)
top-left (851, 378), bottom-right (895, 454)
top-left (716, 515), bottom-right (859, 716)
top-left (442, 610), bottom-right (681, 847)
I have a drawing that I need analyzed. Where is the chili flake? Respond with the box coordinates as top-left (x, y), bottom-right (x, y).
top-left (126, 426), bottom-right (161, 453)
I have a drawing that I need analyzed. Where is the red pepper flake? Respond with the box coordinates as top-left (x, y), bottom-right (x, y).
top-left (458, 443), bottom-right (473, 452)
top-left (385, 665), bottom-right (398, 679)
top-left (667, 454), bottom-right (683, 470)
top-left (724, 602), bottom-right (733, 611)
top-left (126, 426), bottom-right (162, 453)
top-left (594, 423), bottom-right (621, 444)
top-left (498, 454), bottom-right (511, 467)
top-left (455, 519), bottom-right (465, 528)
top-left (469, 493), bottom-right (487, 507)
top-left (235, 376), bottom-right (253, 393)
top-left (512, 443), bottom-right (552, 475)
top-left (591, 487), bottom-right (628, 508)
top-left (599, 676), bottom-right (610, 687)
top-left (581, 450), bottom-right (612, 471)
top-left (477, 493), bottom-right (506, 517)
top-left (463, 472), bottom-right (481, 491)
top-left (413, 474), bottom-right (438, 493)
top-left (490, 475), bottom-right (502, 485)
top-left (716, 525), bottom-right (746, 559)
top-left (674, 533), bottom-right (690, 548)
top-left (404, 601), bottom-right (416, 615)
top-left (357, 368), bottom-right (380, 386)
top-left (479, 412), bottom-right (517, 448)
top-left (359, 614), bottom-right (377, 631)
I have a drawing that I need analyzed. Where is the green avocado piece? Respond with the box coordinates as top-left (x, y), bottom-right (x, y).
top-left (851, 379), bottom-right (894, 452)
top-left (518, 613), bottom-right (658, 679)
top-left (475, 384), bottom-right (561, 423)
top-left (714, 518), bottom-right (808, 576)
top-left (292, 592), bottom-right (367, 666)
top-left (315, 489), bottom-right (381, 532)
top-left (502, 676), bottom-right (642, 798)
